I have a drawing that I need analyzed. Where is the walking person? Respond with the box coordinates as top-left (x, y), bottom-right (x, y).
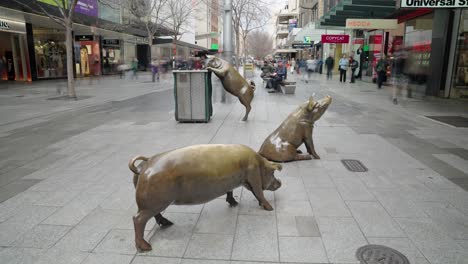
top-left (391, 47), bottom-right (408, 104)
top-left (305, 56), bottom-right (316, 83)
top-left (349, 56), bottom-right (358, 83)
top-left (376, 55), bottom-right (388, 89)
top-left (339, 54), bottom-right (348, 83)
top-left (290, 58), bottom-right (295, 75)
top-left (325, 55), bottom-right (334, 80)
top-left (151, 60), bottom-right (159, 82)
top-left (131, 57), bottom-right (138, 80)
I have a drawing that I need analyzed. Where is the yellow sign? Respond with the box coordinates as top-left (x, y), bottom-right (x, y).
top-left (40, 0), bottom-right (68, 8)
top-left (346, 19), bottom-right (398, 29)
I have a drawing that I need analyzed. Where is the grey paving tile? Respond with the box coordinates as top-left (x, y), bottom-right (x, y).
top-left (79, 208), bottom-right (125, 229)
top-left (456, 239), bottom-right (468, 250)
top-left (52, 224), bottom-right (110, 252)
top-left (81, 253), bottom-right (134, 264)
top-left (357, 170), bottom-right (397, 189)
top-left (230, 262), bottom-right (279, 264)
top-left (132, 256), bottom-right (180, 264)
top-left (0, 247), bottom-right (45, 264)
top-left (372, 189), bottom-right (427, 218)
top-left (368, 237), bottom-right (430, 264)
top-left (33, 190), bottom-right (81, 207)
top-left (42, 192), bottom-right (109, 226)
top-left (274, 177), bottom-right (309, 201)
top-left (396, 217), bottom-right (467, 264)
top-left (317, 217), bottom-right (367, 263)
top-left (184, 233), bottom-right (233, 260)
top-left (0, 191), bottom-right (49, 222)
top-left (12, 224), bottom-right (71, 249)
top-left (231, 215), bottom-right (278, 262)
top-left (346, 201), bottom-right (405, 238)
top-left (94, 229), bottom-right (137, 255)
top-left (275, 200), bottom-right (313, 216)
top-left (278, 236), bottom-right (328, 263)
top-left (307, 188), bottom-right (351, 217)
top-left (165, 204), bottom-right (205, 214)
top-left (417, 202), bottom-right (468, 240)
top-left (34, 248), bottom-right (89, 264)
top-left (194, 199), bottom-right (238, 235)
top-left (181, 260), bottom-right (230, 264)
top-left (301, 169), bottom-right (335, 188)
top-left (0, 179), bottom-right (42, 203)
top-left (141, 213), bottom-right (199, 257)
top-left (98, 189), bottom-right (135, 211)
top-left (277, 215), bottom-right (320, 237)
top-left (433, 154), bottom-right (468, 174)
top-left (333, 177), bottom-right (375, 201)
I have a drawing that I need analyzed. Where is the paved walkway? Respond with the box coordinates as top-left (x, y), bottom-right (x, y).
top-left (0, 70), bottom-right (467, 264)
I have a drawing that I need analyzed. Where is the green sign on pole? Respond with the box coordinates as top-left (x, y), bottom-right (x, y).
top-left (211, 43), bottom-right (219, 50)
top-left (363, 45), bottom-right (369, 52)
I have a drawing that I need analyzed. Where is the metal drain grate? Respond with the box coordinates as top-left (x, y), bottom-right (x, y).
top-left (426, 116), bottom-right (468, 127)
top-left (356, 244), bottom-right (410, 264)
top-left (341, 159), bottom-right (368, 172)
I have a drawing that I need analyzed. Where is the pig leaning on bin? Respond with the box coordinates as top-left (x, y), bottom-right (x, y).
top-left (205, 57), bottom-right (255, 121)
top-left (129, 144), bottom-right (282, 251)
top-left (259, 96), bottom-right (332, 162)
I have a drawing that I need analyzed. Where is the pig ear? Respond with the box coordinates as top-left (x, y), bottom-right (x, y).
top-left (307, 96), bottom-right (316, 111)
top-left (268, 161), bottom-right (282, 171)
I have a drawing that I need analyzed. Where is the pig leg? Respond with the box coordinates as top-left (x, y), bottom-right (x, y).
top-left (155, 213), bottom-right (173, 227)
top-left (245, 179), bottom-right (274, 211)
top-left (226, 191), bottom-right (238, 207)
top-left (304, 137), bottom-right (320, 159)
top-left (133, 210), bottom-right (155, 251)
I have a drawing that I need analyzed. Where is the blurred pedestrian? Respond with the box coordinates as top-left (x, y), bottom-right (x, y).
top-left (391, 48), bottom-right (408, 104)
top-left (131, 57), bottom-right (138, 80)
top-left (290, 58), bottom-right (295, 75)
top-left (339, 54), bottom-right (348, 83)
top-left (151, 60), bottom-right (159, 82)
top-left (325, 55), bottom-right (334, 80)
top-left (376, 55), bottom-right (389, 89)
top-left (349, 56), bottom-right (358, 83)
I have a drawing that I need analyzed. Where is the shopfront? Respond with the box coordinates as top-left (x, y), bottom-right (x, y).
top-left (33, 26), bottom-right (67, 79)
top-left (0, 17), bottom-right (30, 81)
top-left (101, 39), bottom-right (121, 74)
top-left (74, 34), bottom-right (101, 77)
top-left (448, 9), bottom-right (468, 98)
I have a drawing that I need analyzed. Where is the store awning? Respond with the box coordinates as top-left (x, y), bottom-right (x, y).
top-left (320, 0), bottom-right (396, 27)
top-left (275, 49), bottom-right (298, 53)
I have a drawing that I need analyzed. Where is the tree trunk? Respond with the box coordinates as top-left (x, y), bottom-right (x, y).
top-left (235, 33), bottom-right (240, 70)
top-left (65, 20), bottom-right (76, 98)
top-left (148, 36), bottom-right (153, 66)
top-left (242, 36), bottom-right (247, 77)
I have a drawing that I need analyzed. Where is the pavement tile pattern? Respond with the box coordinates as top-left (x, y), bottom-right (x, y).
top-left (0, 71), bottom-right (468, 263)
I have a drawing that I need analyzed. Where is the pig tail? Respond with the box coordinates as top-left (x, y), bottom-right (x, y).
top-left (129, 156), bottom-right (149, 174)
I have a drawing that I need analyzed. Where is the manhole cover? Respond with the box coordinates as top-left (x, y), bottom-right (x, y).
top-left (356, 244), bottom-right (410, 264)
top-left (341, 159), bottom-right (368, 172)
top-left (426, 116), bottom-right (468, 127)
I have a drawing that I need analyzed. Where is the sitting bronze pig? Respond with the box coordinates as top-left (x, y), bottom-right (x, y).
top-left (205, 57), bottom-right (255, 121)
top-left (259, 96), bottom-right (332, 162)
top-left (129, 144), bottom-right (282, 251)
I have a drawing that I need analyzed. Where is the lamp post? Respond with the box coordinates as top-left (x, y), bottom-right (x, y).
top-left (221, 0), bottom-right (233, 103)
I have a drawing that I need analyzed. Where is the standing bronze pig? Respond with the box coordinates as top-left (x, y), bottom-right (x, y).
top-left (205, 57), bottom-right (255, 121)
top-left (259, 96), bottom-right (332, 162)
top-left (129, 144), bottom-right (282, 251)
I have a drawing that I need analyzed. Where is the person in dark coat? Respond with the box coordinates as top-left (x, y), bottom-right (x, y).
top-left (325, 55), bottom-right (334, 80)
top-left (349, 56), bottom-right (359, 83)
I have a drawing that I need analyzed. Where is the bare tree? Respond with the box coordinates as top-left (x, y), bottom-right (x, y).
top-left (247, 30), bottom-right (273, 60)
top-left (15, 0), bottom-right (79, 98)
top-left (232, 0), bottom-right (270, 74)
top-left (126, 0), bottom-right (168, 63)
top-left (166, 0), bottom-right (195, 64)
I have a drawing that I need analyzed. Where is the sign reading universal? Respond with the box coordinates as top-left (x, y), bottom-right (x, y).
top-left (401, 0), bottom-right (468, 8)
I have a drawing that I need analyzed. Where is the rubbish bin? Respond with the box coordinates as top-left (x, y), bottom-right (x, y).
top-left (173, 70), bottom-right (213, 122)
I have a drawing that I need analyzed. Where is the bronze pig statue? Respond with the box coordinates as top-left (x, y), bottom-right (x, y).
top-left (259, 96), bottom-right (332, 162)
top-left (205, 57), bottom-right (255, 121)
top-left (129, 144), bottom-right (282, 251)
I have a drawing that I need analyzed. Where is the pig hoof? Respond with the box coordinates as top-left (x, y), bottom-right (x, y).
top-left (296, 150), bottom-right (303, 154)
top-left (242, 117), bottom-right (248, 122)
top-left (262, 203), bottom-right (274, 211)
top-left (155, 215), bottom-right (173, 227)
top-left (227, 198), bottom-right (238, 207)
top-left (136, 239), bottom-right (152, 251)
top-left (313, 154), bottom-right (320, 159)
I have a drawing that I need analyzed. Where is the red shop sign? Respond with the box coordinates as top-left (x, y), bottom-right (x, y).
top-left (321, 34), bottom-right (350, 44)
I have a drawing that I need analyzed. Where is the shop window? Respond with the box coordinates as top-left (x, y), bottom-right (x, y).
top-left (33, 27), bottom-right (67, 79)
top-left (451, 10), bottom-right (468, 98)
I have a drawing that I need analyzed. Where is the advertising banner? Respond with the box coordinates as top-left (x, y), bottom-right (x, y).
top-left (401, 0), bottom-right (468, 8)
top-left (75, 0), bottom-right (98, 17)
top-left (321, 35), bottom-right (350, 44)
top-left (346, 19), bottom-right (398, 29)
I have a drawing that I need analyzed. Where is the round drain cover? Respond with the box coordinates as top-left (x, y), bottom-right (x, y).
top-left (356, 244), bottom-right (410, 264)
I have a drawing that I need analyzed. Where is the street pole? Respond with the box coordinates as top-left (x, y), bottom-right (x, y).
top-left (221, 0), bottom-right (233, 103)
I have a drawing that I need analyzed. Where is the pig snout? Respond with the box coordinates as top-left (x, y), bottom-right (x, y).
top-left (267, 177), bottom-right (282, 191)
